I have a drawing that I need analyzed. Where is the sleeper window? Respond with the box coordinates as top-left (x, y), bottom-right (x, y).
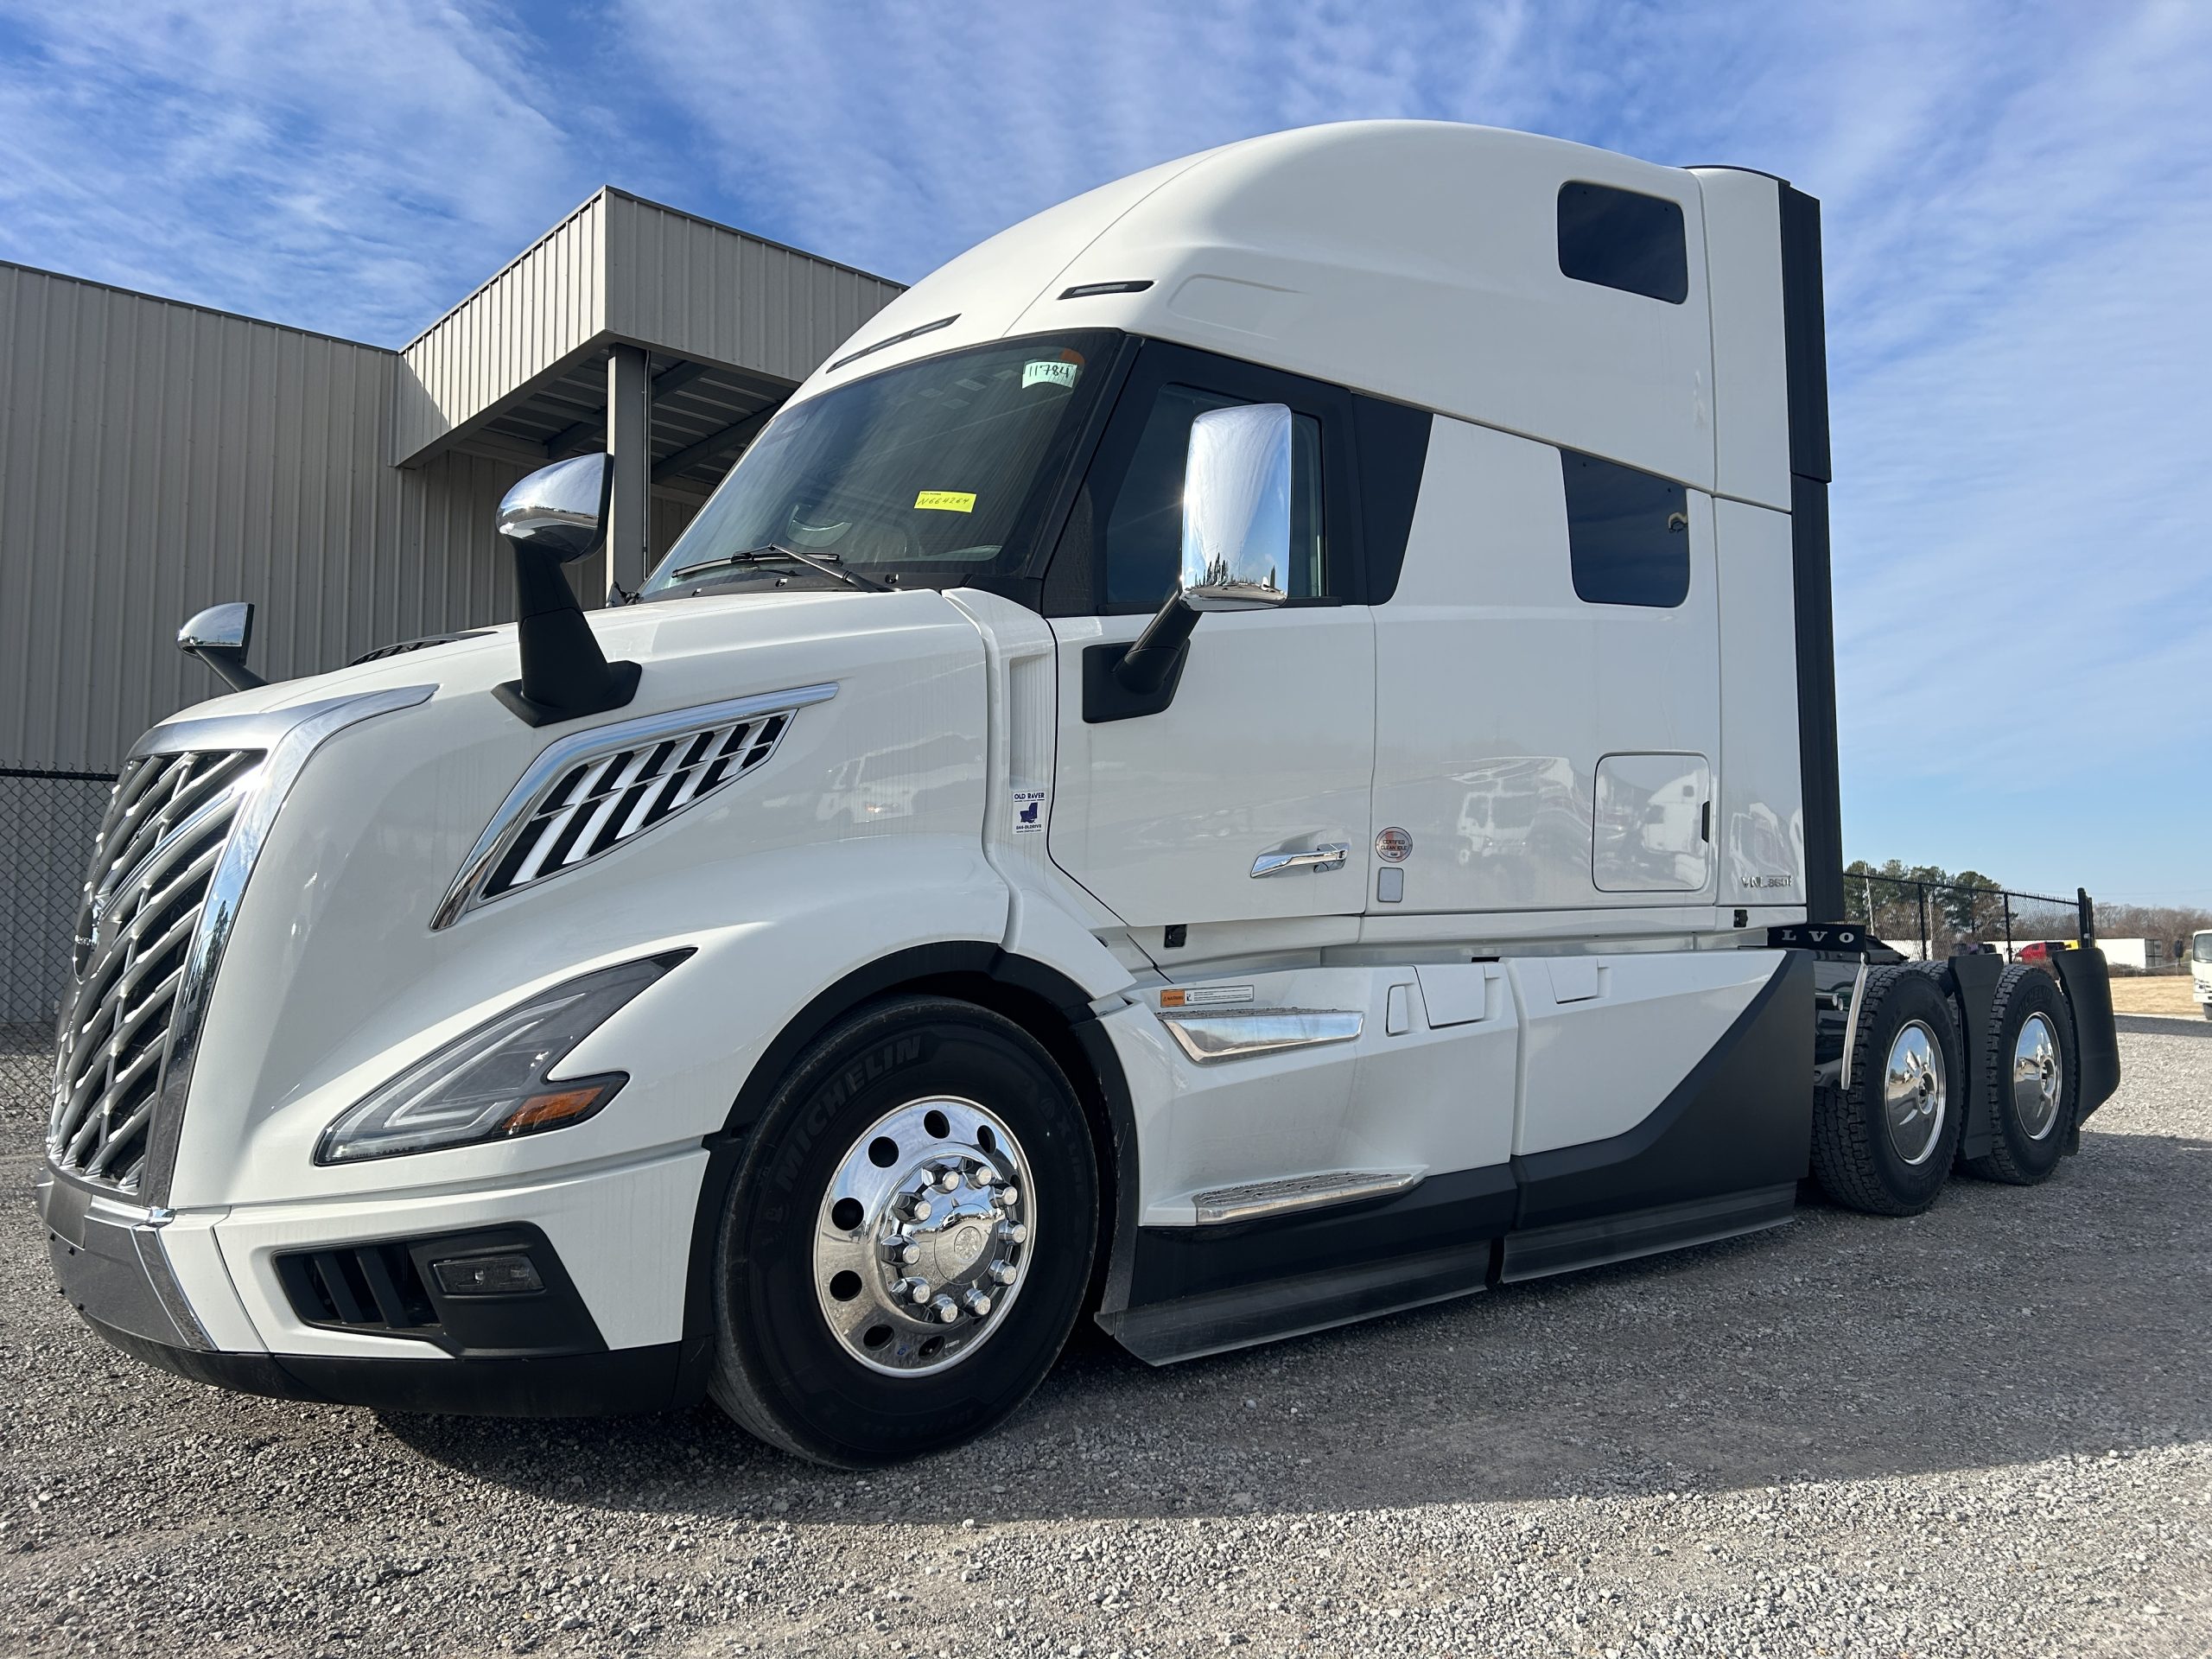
top-left (1562, 449), bottom-right (1689, 608)
top-left (1102, 385), bottom-right (1325, 610)
top-left (1557, 181), bottom-right (1689, 304)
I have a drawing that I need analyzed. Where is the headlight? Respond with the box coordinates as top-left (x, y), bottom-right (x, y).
top-left (315, 952), bottom-right (688, 1165)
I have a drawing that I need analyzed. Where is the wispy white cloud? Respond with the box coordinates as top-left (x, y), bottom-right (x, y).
top-left (0, 0), bottom-right (588, 340)
top-left (1, 0), bottom-right (2205, 893)
top-left (619, 0), bottom-right (2212, 891)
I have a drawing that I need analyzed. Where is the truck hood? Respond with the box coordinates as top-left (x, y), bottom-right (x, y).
top-left (164, 586), bottom-right (944, 727)
top-left (147, 582), bottom-right (998, 1208)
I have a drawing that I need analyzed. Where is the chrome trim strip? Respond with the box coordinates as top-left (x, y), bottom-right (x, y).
top-left (132, 685), bottom-right (435, 1207)
top-left (1159, 1007), bottom-right (1363, 1065)
top-left (1192, 1168), bottom-right (1423, 1225)
top-left (1839, 957), bottom-right (1870, 1092)
top-left (431, 683), bottom-right (838, 931)
top-left (35, 1164), bottom-right (213, 1350)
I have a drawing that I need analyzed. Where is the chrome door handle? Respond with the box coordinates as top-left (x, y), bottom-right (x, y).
top-left (1250, 843), bottom-right (1349, 879)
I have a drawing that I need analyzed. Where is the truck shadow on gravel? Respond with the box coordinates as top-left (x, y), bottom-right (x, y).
top-left (385, 1125), bottom-right (2212, 1525)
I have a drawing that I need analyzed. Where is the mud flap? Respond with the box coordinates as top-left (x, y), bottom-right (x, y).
top-left (2050, 946), bottom-right (2120, 1138)
top-left (1946, 952), bottom-right (2004, 1164)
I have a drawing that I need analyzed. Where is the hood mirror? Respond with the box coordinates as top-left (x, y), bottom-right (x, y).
top-left (493, 454), bottom-right (639, 728)
top-left (498, 453), bottom-right (613, 562)
top-left (1104, 403), bottom-right (1293, 712)
top-left (177, 601), bottom-right (266, 692)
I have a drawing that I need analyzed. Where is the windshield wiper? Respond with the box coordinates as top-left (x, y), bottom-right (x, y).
top-left (671, 543), bottom-right (890, 592)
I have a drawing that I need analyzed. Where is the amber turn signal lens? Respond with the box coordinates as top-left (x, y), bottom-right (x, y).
top-left (499, 1080), bottom-right (618, 1135)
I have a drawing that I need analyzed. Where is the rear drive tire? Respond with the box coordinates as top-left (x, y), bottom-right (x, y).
top-left (708, 995), bottom-right (1098, 1467)
top-left (1812, 964), bottom-right (1967, 1217)
top-left (1961, 964), bottom-right (2075, 1185)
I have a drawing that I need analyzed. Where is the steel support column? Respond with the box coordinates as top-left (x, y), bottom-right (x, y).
top-left (599, 344), bottom-right (653, 606)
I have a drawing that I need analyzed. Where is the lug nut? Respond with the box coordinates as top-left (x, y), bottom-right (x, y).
top-left (997, 1220), bottom-right (1028, 1245)
top-left (932, 1165), bottom-right (963, 1193)
top-left (896, 1192), bottom-right (933, 1223)
top-left (881, 1239), bottom-right (920, 1267)
top-left (891, 1277), bottom-right (931, 1305)
top-left (967, 1165), bottom-right (995, 1190)
top-left (993, 1184), bottom-right (1021, 1211)
top-left (930, 1294), bottom-right (960, 1325)
top-left (987, 1258), bottom-right (1018, 1287)
top-left (961, 1287), bottom-right (993, 1318)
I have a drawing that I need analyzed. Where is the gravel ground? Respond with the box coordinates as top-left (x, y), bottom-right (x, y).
top-left (3, 1026), bottom-right (2208, 1659)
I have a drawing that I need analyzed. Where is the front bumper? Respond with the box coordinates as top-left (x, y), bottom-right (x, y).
top-left (34, 1149), bottom-right (708, 1418)
top-left (80, 1319), bottom-right (684, 1417)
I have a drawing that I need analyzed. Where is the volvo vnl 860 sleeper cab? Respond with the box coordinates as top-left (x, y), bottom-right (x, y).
top-left (39, 122), bottom-right (2122, 1466)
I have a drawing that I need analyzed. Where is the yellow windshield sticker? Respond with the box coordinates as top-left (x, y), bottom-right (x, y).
top-left (914, 490), bottom-right (976, 512)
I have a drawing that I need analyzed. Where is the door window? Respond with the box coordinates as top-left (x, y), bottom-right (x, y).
top-left (1102, 385), bottom-right (1326, 608)
top-left (1045, 341), bottom-right (1359, 616)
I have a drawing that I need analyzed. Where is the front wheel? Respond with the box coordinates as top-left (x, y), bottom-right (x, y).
top-left (708, 995), bottom-right (1098, 1466)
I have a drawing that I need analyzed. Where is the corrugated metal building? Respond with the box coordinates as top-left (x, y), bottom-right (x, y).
top-left (0, 188), bottom-right (900, 1019)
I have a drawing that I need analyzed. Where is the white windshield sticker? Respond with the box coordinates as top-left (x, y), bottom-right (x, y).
top-left (1021, 359), bottom-right (1080, 391)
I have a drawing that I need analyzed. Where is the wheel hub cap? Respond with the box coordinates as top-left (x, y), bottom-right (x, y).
top-left (1883, 1019), bottom-right (1948, 1166)
top-left (2012, 1012), bottom-right (2063, 1141)
top-left (812, 1096), bottom-right (1033, 1376)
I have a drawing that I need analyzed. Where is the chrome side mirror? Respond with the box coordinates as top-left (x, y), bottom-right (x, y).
top-left (1102, 404), bottom-right (1294, 715)
top-left (1179, 404), bottom-right (1293, 611)
top-left (497, 453), bottom-right (613, 562)
top-left (491, 452), bottom-right (639, 728)
top-left (177, 601), bottom-right (265, 692)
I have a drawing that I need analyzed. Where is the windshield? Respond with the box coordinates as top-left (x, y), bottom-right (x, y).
top-left (2195, 931), bottom-right (2212, 963)
top-left (641, 333), bottom-right (1117, 597)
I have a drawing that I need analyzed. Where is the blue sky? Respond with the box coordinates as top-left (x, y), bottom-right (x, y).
top-left (3, 1), bottom-right (2208, 903)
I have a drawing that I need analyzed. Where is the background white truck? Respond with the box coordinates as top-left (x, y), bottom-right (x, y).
top-left (39, 122), bottom-right (2120, 1466)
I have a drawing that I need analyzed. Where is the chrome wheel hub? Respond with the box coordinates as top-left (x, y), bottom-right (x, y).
top-left (2012, 1012), bottom-right (2063, 1141)
top-left (812, 1096), bottom-right (1033, 1376)
top-left (1883, 1019), bottom-right (1948, 1166)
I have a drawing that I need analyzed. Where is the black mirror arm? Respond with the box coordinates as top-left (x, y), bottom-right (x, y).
top-left (187, 645), bottom-right (265, 694)
top-left (1084, 589), bottom-right (1199, 724)
top-left (493, 546), bottom-right (642, 728)
top-left (1113, 590), bottom-right (1199, 695)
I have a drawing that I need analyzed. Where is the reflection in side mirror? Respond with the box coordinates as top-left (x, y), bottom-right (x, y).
top-left (1109, 403), bottom-right (1295, 708)
top-left (1179, 403), bottom-right (1293, 611)
top-left (177, 601), bottom-right (265, 692)
top-left (497, 453), bottom-right (613, 563)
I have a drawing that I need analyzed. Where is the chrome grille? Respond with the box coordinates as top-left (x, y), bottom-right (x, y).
top-left (436, 684), bottom-right (834, 927)
top-left (50, 748), bottom-right (264, 1191)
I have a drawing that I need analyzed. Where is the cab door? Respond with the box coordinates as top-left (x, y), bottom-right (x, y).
top-left (1043, 343), bottom-right (1374, 930)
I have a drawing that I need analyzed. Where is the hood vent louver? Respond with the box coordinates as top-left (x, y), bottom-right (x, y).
top-left (434, 684), bottom-right (836, 929)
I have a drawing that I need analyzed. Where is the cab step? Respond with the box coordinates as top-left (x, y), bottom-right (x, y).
top-left (1190, 1169), bottom-right (1422, 1225)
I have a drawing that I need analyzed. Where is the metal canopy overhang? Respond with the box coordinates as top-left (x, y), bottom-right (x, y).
top-left (468, 342), bottom-right (794, 493)
top-left (391, 188), bottom-right (906, 493)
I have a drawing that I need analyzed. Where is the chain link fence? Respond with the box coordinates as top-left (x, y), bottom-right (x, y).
top-left (1842, 871), bottom-right (2091, 963)
top-left (3, 766), bottom-right (111, 1046)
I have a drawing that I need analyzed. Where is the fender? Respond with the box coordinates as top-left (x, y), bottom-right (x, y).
top-left (669, 937), bottom-right (1143, 1408)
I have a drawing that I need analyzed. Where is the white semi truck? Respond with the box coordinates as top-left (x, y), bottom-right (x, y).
top-left (40, 123), bottom-right (2121, 1466)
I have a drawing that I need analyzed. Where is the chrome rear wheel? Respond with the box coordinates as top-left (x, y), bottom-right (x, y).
top-left (1883, 1018), bottom-right (1948, 1167)
top-left (2011, 1012), bottom-right (2063, 1141)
